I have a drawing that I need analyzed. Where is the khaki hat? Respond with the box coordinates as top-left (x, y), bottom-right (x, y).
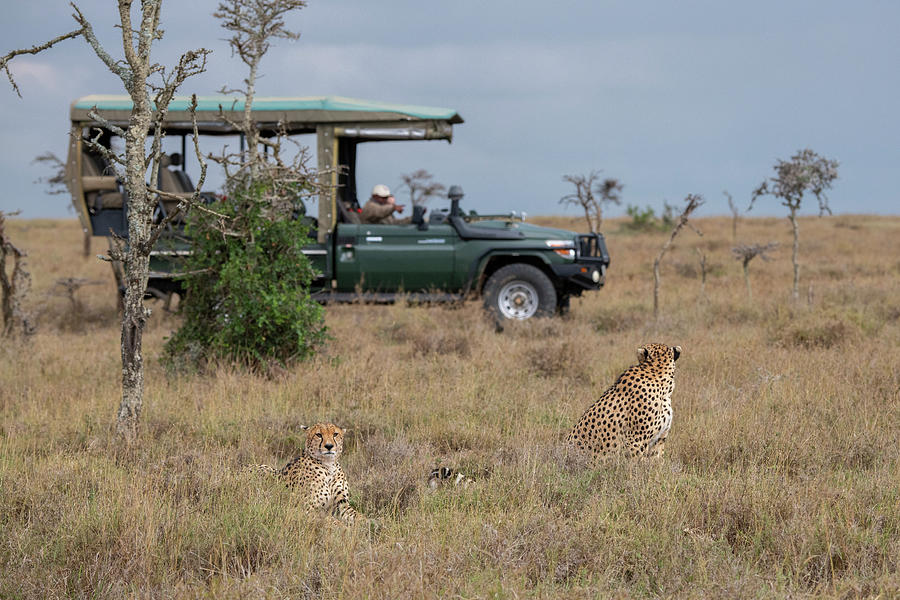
top-left (371, 184), bottom-right (391, 198)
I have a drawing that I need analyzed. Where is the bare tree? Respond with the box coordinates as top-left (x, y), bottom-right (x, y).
top-left (208, 0), bottom-right (319, 225)
top-left (399, 169), bottom-right (446, 207)
top-left (0, 211), bottom-right (35, 337)
top-left (724, 189), bottom-right (739, 242)
top-left (162, 0), bottom-right (325, 371)
top-left (750, 149), bottom-right (838, 300)
top-left (214, 0), bottom-right (307, 183)
top-left (32, 152), bottom-right (67, 195)
top-left (653, 194), bottom-right (704, 320)
top-left (732, 242), bottom-right (778, 301)
top-left (560, 171), bottom-right (622, 233)
top-left (3, 3), bottom-right (211, 439)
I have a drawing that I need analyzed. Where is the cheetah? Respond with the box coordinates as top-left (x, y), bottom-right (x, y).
top-left (248, 423), bottom-right (359, 524)
top-left (567, 343), bottom-right (681, 462)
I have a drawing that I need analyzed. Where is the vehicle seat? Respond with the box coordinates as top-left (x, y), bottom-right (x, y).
top-left (81, 152), bottom-right (123, 212)
top-left (174, 169), bottom-right (194, 194)
top-left (157, 153), bottom-right (192, 217)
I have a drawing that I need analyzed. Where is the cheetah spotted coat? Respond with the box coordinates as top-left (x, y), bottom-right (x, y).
top-left (250, 423), bottom-right (359, 524)
top-left (567, 343), bottom-right (681, 461)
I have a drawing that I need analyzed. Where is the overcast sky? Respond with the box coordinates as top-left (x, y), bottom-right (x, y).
top-left (2, 1), bottom-right (898, 219)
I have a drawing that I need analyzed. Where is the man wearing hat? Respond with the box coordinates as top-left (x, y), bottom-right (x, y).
top-left (360, 184), bottom-right (411, 224)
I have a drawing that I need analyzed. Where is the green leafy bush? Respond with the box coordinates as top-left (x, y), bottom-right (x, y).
top-left (164, 186), bottom-right (326, 369)
top-left (623, 204), bottom-right (660, 231)
top-left (621, 203), bottom-right (679, 232)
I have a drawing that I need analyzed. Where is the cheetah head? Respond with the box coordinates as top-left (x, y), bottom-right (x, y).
top-left (301, 423), bottom-right (345, 464)
top-left (637, 343), bottom-right (682, 365)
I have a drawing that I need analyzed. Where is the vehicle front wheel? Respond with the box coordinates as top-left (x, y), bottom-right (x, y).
top-left (483, 263), bottom-right (557, 321)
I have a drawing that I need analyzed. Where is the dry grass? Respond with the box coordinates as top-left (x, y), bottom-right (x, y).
top-left (1, 214), bottom-right (898, 598)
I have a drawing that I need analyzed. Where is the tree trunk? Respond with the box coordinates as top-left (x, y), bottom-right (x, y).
top-left (789, 208), bottom-right (800, 301)
top-left (115, 85), bottom-right (153, 440)
top-left (0, 214), bottom-right (34, 337)
top-left (244, 57), bottom-right (260, 179)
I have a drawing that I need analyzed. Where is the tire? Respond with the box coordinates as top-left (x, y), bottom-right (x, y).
top-left (482, 263), bottom-right (557, 321)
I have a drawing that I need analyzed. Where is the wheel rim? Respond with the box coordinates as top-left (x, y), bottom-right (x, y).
top-left (497, 280), bottom-right (539, 320)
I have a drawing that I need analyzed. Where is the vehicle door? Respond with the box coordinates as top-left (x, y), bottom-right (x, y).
top-left (350, 223), bottom-right (460, 293)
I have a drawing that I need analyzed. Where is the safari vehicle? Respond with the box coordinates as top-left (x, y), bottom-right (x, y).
top-left (66, 95), bottom-right (610, 320)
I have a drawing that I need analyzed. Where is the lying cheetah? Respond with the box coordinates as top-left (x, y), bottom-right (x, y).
top-left (567, 343), bottom-right (681, 462)
top-left (249, 423), bottom-right (359, 524)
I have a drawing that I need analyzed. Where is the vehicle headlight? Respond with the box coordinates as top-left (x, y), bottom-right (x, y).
top-left (545, 240), bottom-right (575, 259)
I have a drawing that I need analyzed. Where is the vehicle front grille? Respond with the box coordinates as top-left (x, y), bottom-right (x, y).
top-left (576, 233), bottom-right (610, 264)
top-left (577, 234), bottom-right (600, 257)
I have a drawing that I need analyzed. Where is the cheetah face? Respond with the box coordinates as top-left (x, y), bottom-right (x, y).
top-left (637, 343), bottom-right (682, 364)
top-left (302, 423), bottom-right (345, 464)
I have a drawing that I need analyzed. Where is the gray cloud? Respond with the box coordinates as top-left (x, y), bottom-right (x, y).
top-left (2, 0), bottom-right (898, 219)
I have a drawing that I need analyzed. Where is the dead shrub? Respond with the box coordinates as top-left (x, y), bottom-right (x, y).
top-left (526, 340), bottom-right (589, 379)
top-left (706, 302), bottom-right (761, 326)
top-left (592, 305), bottom-right (647, 333)
top-left (673, 261), bottom-right (698, 279)
top-left (380, 316), bottom-right (471, 358)
top-left (781, 319), bottom-right (850, 349)
top-left (409, 328), bottom-right (470, 357)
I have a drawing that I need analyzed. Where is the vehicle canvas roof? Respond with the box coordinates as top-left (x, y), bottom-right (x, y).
top-left (70, 94), bottom-right (463, 136)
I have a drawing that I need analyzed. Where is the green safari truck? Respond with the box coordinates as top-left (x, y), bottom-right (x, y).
top-left (66, 95), bottom-right (610, 321)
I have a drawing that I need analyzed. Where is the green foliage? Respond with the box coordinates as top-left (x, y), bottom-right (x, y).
top-left (623, 204), bottom-right (666, 232)
top-left (164, 186), bottom-right (326, 369)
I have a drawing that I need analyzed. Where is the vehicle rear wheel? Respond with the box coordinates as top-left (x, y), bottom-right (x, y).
top-left (483, 263), bottom-right (557, 321)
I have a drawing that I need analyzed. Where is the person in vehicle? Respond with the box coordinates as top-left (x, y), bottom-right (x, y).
top-left (360, 184), bottom-right (412, 224)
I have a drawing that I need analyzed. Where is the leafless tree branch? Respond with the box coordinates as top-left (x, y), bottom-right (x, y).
top-left (0, 28), bottom-right (83, 97)
top-left (732, 242), bottom-right (778, 301)
top-left (560, 171), bottom-right (622, 233)
top-left (653, 194), bottom-right (704, 319)
top-left (399, 169), bottom-right (445, 207)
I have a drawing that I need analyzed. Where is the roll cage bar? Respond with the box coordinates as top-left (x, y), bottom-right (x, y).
top-left (66, 95), bottom-right (463, 242)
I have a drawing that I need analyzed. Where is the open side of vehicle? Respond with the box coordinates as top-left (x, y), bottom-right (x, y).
top-left (66, 94), bottom-right (610, 320)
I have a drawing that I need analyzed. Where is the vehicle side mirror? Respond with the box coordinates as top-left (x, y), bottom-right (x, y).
top-left (412, 205), bottom-right (428, 230)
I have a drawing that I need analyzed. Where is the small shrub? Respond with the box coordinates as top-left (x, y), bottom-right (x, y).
top-left (622, 204), bottom-right (660, 231)
top-left (526, 340), bottom-right (589, 380)
top-left (164, 185), bottom-right (326, 369)
top-left (593, 305), bottom-right (646, 333)
top-left (380, 312), bottom-right (471, 358)
top-left (780, 317), bottom-right (850, 349)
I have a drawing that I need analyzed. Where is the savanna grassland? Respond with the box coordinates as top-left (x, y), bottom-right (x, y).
top-left (1, 214), bottom-right (898, 599)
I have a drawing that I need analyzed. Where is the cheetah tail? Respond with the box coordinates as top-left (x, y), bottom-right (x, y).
top-left (428, 466), bottom-right (475, 489)
top-left (244, 464), bottom-right (279, 477)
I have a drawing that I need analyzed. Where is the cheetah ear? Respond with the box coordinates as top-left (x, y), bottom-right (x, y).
top-left (300, 425), bottom-right (309, 431)
top-left (673, 346), bottom-right (682, 362)
top-left (637, 347), bottom-right (649, 363)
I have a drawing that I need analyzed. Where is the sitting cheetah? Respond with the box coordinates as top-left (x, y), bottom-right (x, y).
top-left (427, 466), bottom-right (475, 489)
top-left (249, 422), bottom-right (359, 524)
top-left (567, 343), bottom-right (681, 462)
